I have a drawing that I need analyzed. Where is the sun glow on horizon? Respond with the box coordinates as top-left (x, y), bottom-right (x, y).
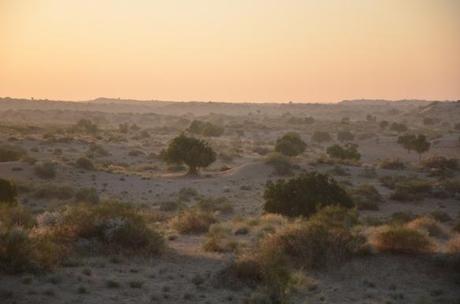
top-left (1, 0), bottom-right (459, 102)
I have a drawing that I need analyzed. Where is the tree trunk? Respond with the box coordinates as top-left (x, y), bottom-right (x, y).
top-left (187, 166), bottom-right (198, 176)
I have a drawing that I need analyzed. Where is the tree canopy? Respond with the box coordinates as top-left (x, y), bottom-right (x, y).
top-left (162, 134), bottom-right (216, 175)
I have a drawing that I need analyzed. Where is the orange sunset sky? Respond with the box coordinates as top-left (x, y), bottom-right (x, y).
top-left (1, 0), bottom-right (459, 103)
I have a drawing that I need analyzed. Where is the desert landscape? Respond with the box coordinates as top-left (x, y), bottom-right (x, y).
top-left (0, 97), bottom-right (459, 304)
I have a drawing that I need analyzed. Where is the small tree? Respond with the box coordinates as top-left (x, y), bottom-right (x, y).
top-left (397, 134), bottom-right (416, 154)
top-left (163, 134), bottom-right (216, 175)
top-left (263, 172), bottom-right (353, 217)
top-left (326, 143), bottom-right (361, 160)
top-left (274, 132), bottom-right (306, 157)
top-left (397, 134), bottom-right (431, 160)
top-left (312, 131), bottom-right (331, 144)
top-left (379, 120), bottom-right (389, 130)
top-left (0, 178), bottom-right (17, 205)
top-left (412, 135), bottom-right (431, 161)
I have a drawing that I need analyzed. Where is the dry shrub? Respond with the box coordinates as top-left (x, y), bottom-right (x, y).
top-left (56, 202), bottom-right (165, 254)
top-left (447, 235), bottom-right (460, 254)
top-left (225, 207), bottom-right (362, 302)
top-left (372, 226), bottom-right (433, 254)
top-left (406, 216), bottom-right (447, 238)
top-left (171, 209), bottom-right (216, 234)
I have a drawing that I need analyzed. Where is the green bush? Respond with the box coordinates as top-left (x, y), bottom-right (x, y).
top-left (390, 180), bottom-right (432, 201)
top-left (265, 152), bottom-right (294, 176)
top-left (326, 144), bottom-right (361, 160)
top-left (350, 184), bottom-right (382, 211)
top-left (0, 145), bottom-right (26, 162)
top-left (75, 157), bottom-right (95, 170)
top-left (0, 178), bottom-right (17, 205)
top-left (274, 132), bottom-right (306, 157)
top-left (263, 172), bottom-right (353, 217)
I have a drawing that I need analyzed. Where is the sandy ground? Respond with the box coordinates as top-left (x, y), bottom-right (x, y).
top-left (1, 102), bottom-right (460, 303)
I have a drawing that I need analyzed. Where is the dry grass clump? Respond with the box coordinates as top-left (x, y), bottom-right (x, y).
top-left (197, 196), bottom-right (233, 214)
top-left (0, 205), bottom-right (66, 273)
top-left (406, 216), bottom-right (447, 238)
top-left (371, 226), bottom-right (433, 254)
top-left (0, 201), bottom-right (164, 273)
top-left (170, 209), bottom-right (216, 234)
top-left (55, 202), bottom-right (165, 254)
top-left (225, 207), bottom-right (363, 302)
top-left (203, 223), bottom-right (241, 253)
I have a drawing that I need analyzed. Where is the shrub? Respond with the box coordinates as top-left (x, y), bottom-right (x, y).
top-left (59, 202), bottom-right (164, 254)
top-left (350, 184), bottom-right (382, 211)
top-left (0, 205), bottom-right (35, 229)
top-left (379, 159), bottom-right (405, 170)
top-left (0, 178), bottom-right (17, 205)
top-left (170, 210), bottom-right (216, 234)
top-left (390, 180), bottom-right (432, 201)
top-left (0, 207), bottom-right (65, 273)
top-left (0, 145), bottom-right (26, 162)
top-left (34, 162), bottom-right (56, 179)
top-left (263, 172), bottom-right (353, 218)
top-left (406, 216), bottom-right (446, 238)
top-left (75, 188), bottom-right (99, 204)
top-left (197, 197), bottom-right (233, 214)
top-left (311, 131), bottom-right (331, 143)
top-left (75, 157), bottom-right (95, 170)
top-left (421, 156), bottom-right (457, 171)
top-left (265, 152), bottom-right (293, 176)
top-left (187, 120), bottom-right (224, 137)
top-left (439, 179), bottom-right (460, 198)
top-left (372, 226), bottom-right (433, 254)
top-left (390, 122), bottom-right (407, 133)
top-left (33, 185), bottom-right (74, 200)
top-left (326, 144), bottom-right (361, 160)
top-left (73, 119), bottom-right (98, 134)
top-left (162, 134), bottom-right (216, 175)
top-left (274, 132), bottom-right (306, 157)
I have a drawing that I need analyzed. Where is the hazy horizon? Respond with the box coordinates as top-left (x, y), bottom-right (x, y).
top-left (1, 0), bottom-right (460, 103)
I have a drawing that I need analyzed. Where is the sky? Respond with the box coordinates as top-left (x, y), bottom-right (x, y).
top-left (1, 0), bottom-right (459, 103)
